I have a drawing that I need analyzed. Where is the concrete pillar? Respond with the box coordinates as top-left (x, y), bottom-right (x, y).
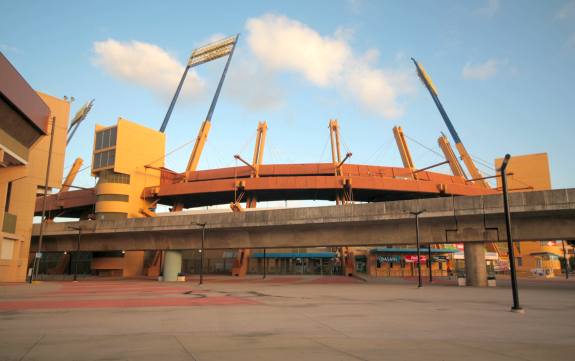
top-left (464, 242), bottom-right (487, 287)
top-left (163, 250), bottom-right (182, 282)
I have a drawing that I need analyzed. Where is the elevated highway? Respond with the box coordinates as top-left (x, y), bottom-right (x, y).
top-left (31, 188), bottom-right (575, 252)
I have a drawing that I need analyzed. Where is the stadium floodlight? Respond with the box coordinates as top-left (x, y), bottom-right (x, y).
top-left (187, 35), bottom-right (238, 68)
top-left (160, 34), bottom-right (239, 133)
top-left (67, 99), bottom-right (95, 144)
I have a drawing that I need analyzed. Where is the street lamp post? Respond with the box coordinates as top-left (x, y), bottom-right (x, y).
top-left (410, 210), bottom-right (425, 288)
top-left (428, 243), bottom-right (433, 283)
top-left (263, 248), bottom-right (267, 279)
top-left (500, 154), bottom-right (522, 312)
top-left (562, 240), bottom-right (569, 280)
top-left (195, 223), bottom-right (206, 285)
top-left (67, 225), bottom-right (81, 282)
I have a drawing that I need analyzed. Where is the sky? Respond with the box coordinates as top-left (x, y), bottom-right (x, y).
top-left (1, 0), bottom-right (575, 197)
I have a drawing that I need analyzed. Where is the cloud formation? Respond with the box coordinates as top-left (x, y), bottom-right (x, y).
top-left (245, 14), bottom-right (412, 118)
top-left (92, 15), bottom-right (413, 118)
top-left (476, 0), bottom-right (500, 17)
top-left (93, 39), bottom-right (205, 102)
top-left (462, 59), bottom-right (500, 80)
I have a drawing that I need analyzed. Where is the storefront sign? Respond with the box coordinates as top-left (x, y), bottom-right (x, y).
top-left (377, 256), bottom-right (401, 263)
top-left (404, 255), bottom-right (427, 263)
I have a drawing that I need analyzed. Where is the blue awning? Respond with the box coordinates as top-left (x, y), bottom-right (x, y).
top-left (370, 247), bottom-right (457, 254)
top-left (251, 252), bottom-right (336, 259)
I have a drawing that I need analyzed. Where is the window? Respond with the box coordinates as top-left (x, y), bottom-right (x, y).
top-left (516, 257), bottom-right (523, 267)
top-left (1, 239), bottom-right (15, 260)
top-left (93, 149), bottom-right (116, 170)
top-left (95, 127), bottom-right (117, 151)
top-left (98, 170), bottom-right (130, 184)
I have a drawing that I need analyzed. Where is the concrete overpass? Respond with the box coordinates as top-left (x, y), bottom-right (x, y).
top-left (32, 188), bottom-right (575, 252)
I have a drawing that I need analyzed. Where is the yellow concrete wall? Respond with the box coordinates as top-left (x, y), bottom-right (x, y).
top-left (495, 153), bottom-right (551, 191)
top-left (494, 153), bottom-right (564, 276)
top-left (115, 118), bottom-right (165, 218)
top-left (0, 93), bottom-right (69, 282)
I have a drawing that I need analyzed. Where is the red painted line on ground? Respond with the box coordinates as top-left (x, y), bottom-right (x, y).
top-left (307, 276), bottom-right (362, 284)
top-left (0, 296), bottom-right (260, 310)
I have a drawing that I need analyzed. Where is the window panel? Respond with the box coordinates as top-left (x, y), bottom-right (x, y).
top-left (110, 127), bottom-right (117, 147)
top-left (95, 132), bottom-right (103, 150)
top-left (94, 153), bottom-right (102, 169)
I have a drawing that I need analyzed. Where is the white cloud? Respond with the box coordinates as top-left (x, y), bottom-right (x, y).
top-left (92, 39), bottom-right (205, 102)
top-left (245, 14), bottom-right (412, 118)
top-left (476, 0), bottom-right (500, 17)
top-left (462, 59), bottom-right (500, 80)
top-left (246, 15), bottom-right (351, 87)
top-left (557, 0), bottom-right (575, 19)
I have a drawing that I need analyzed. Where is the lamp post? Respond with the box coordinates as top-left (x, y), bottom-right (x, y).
top-left (500, 154), bottom-right (522, 312)
top-left (67, 225), bottom-right (81, 282)
top-left (428, 243), bottom-right (433, 283)
top-left (410, 210), bottom-right (425, 288)
top-left (562, 240), bottom-right (569, 280)
top-left (195, 223), bottom-right (206, 285)
top-left (263, 248), bottom-right (267, 279)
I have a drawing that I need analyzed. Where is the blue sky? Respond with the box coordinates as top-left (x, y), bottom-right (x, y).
top-left (1, 0), bottom-right (574, 193)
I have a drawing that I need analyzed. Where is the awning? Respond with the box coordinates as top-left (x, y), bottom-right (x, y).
top-left (370, 247), bottom-right (457, 254)
top-left (251, 252), bottom-right (336, 259)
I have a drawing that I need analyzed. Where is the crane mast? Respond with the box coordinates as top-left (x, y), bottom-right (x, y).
top-left (411, 58), bottom-right (488, 188)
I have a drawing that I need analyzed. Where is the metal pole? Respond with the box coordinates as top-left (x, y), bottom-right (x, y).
top-left (31, 117), bottom-right (56, 283)
top-left (500, 154), bottom-right (522, 312)
top-left (200, 224), bottom-right (205, 285)
top-left (160, 66), bottom-right (190, 133)
top-left (562, 240), bottom-right (569, 280)
top-left (205, 35), bottom-right (239, 123)
top-left (74, 228), bottom-right (81, 282)
top-left (411, 210), bottom-right (425, 288)
top-left (428, 244), bottom-right (433, 283)
top-left (263, 248), bottom-right (267, 279)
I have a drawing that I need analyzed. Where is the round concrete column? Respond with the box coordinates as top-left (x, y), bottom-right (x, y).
top-left (163, 250), bottom-right (182, 282)
top-left (464, 242), bottom-right (487, 287)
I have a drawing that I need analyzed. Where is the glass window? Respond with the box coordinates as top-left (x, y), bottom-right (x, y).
top-left (103, 129), bottom-right (111, 149)
top-left (110, 127), bottom-right (117, 147)
top-left (517, 257), bottom-right (523, 267)
top-left (107, 150), bottom-right (115, 166)
top-left (94, 153), bottom-right (101, 169)
top-left (95, 131), bottom-right (103, 150)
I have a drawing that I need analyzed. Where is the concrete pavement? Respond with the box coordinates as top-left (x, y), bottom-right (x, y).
top-left (1, 276), bottom-right (575, 361)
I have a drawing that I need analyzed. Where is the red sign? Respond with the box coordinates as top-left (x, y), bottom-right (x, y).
top-left (405, 255), bottom-right (427, 263)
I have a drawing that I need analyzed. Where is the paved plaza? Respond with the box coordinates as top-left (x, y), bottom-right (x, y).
top-left (1, 276), bottom-right (574, 361)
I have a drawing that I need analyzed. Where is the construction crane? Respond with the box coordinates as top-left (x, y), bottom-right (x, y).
top-left (231, 121), bottom-right (268, 277)
top-left (412, 58), bottom-right (502, 255)
top-left (411, 58), bottom-right (488, 188)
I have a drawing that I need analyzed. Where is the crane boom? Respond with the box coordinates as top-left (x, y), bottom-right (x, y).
top-left (411, 58), bottom-right (488, 188)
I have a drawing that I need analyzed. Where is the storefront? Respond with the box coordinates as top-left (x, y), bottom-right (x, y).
top-left (367, 247), bottom-right (457, 278)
